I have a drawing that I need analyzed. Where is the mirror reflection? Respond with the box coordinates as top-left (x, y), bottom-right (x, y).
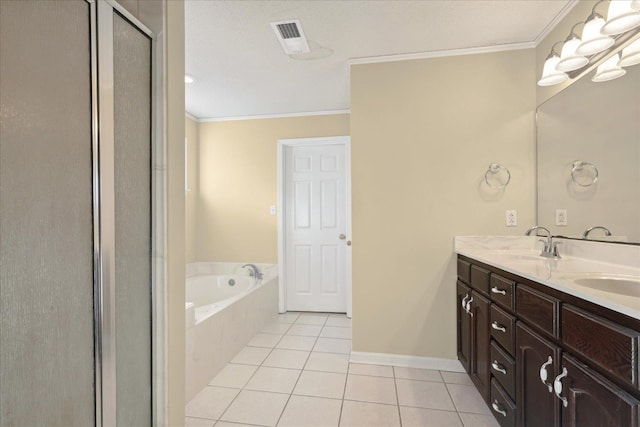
top-left (537, 43), bottom-right (640, 244)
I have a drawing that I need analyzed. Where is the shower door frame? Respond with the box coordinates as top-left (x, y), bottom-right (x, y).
top-left (90, 1), bottom-right (166, 425)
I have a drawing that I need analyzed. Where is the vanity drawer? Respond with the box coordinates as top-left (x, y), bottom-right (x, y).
top-left (470, 265), bottom-right (490, 295)
top-left (491, 304), bottom-right (516, 356)
top-left (516, 284), bottom-right (559, 338)
top-left (457, 258), bottom-right (471, 284)
top-left (562, 305), bottom-right (640, 390)
top-left (490, 340), bottom-right (516, 400)
top-left (490, 378), bottom-right (516, 427)
top-left (490, 274), bottom-right (514, 311)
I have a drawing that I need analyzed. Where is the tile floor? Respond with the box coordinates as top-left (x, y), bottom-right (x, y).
top-left (185, 312), bottom-right (499, 427)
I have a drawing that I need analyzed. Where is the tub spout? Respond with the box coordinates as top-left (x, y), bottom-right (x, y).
top-left (242, 264), bottom-right (263, 280)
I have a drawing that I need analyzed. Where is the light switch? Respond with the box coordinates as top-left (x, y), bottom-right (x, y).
top-left (270, 205), bottom-right (277, 216)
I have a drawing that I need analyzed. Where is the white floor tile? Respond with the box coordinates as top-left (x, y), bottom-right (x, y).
top-left (245, 366), bottom-right (300, 394)
top-left (219, 390), bottom-right (288, 427)
top-left (261, 322), bottom-right (293, 334)
top-left (400, 406), bottom-right (463, 427)
top-left (344, 374), bottom-right (397, 405)
top-left (440, 371), bottom-right (474, 386)
top-left (304, 352), bottom-right (349, 373)
top-left (247, 333), bottom-right (282, 348)
top-left (185, 417), bottom-right (215, 427)
top-left (395, 379), bottom-right (456, 411)
top-left (459, 412), bottom-right (501, 427)
top-left (278, 313), bottom-right (300, 323)
top-left (278, 395), bottom-right (342, 427)
top-left (394, 366), bottom-right (442, 382)
top-left (320, 326), bottom-right (352, 339)
top-left (339, 400), bottom-right (400, 427)
top-left (293, 370), bottom-right (347, 399)
top-left (325, 316), bottom-right (351, 328)
top-left (229, 346), bottom-right (271, 366)
top-left (209, 364), bottom-right (257, 389)
top-left (263, 349), bottom-right (310, 370)
top-left (185, 386), bottom-right (239, 420)
top-left (313, 338), bottom-right (351, 354)
top-left (276, 335), bottom-right (317, 351)
top-left (446, 384), bottom-right (492, 415)
top-left (349, 363), bottom-right (393, 378)
top-left (287, 324), bottom-right (323, 337)
top-left (214, 422), bottom-right (256, 427)
top-left (295, 314), bottom-right (328, 326)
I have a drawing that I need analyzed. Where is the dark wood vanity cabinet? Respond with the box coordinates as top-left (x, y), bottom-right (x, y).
top-left (457, 255), bottom-right (640, 427)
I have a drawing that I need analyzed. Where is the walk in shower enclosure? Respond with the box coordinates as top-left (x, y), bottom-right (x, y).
top-left (1, 1), bottom-right (158, 425)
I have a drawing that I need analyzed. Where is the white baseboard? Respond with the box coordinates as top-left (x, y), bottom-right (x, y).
top-left (350, 351), bottom-right (465, 373)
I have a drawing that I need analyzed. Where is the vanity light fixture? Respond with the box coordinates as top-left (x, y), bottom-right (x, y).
top-left (592, 53), bottom-right (627, 81)
top-left (618, 37), bottom-right (640, 66)
top-left (601, 0), bottom-right (640, 35)
top-left (577, 1), bottom-right (615, 55)
top-left (556, 23), bottom-right (590, 72)
top-left (538, 41), bottom-right (569, 86)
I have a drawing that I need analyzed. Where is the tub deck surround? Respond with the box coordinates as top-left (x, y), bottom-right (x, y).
top-left (454, 236), bottom-right (640, 319)
top-left (185, 262), bottom-right (279, 403)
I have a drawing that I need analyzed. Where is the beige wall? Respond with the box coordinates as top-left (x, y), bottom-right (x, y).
top-left (192, 114), bottom-right (350, 263)
top-left (350, 49), bottom-right (536, 359)
top-left (186, 116), bottom-right (199, 263)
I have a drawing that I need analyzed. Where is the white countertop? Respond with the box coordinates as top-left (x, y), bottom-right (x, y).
top-left (455, 236), bottom-right (640, 320)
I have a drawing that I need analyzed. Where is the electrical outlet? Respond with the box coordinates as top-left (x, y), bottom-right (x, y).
top-left (506, 210), bottom-right (517, 227)
top-left (556, 209), bottom-right (568, 226)
top-left (270, 205), bottom-right (277, 216)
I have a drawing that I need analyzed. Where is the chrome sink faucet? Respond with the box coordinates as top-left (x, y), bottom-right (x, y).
top-left (582, 226), bottom-right (612, 239)
top-left (242, 264), bottom-right (263, 280)
top-left (525, 226), bottom-right (561, 259)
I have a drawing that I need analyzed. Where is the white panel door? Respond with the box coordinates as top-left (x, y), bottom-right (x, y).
top-left (285, 143), bottom-right (347, 312)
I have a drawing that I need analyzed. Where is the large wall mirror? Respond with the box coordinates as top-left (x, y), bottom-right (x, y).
top-left (537, 35), bottom-right (640, 244)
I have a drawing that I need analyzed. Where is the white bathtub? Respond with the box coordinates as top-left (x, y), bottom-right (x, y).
top-left (185, 262), bottom-right (278, 402)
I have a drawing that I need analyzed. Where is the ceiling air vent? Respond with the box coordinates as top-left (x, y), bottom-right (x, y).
top-left (271, 20), bottom-right (310, 55)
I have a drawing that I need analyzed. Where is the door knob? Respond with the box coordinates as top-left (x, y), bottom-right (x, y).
top-left (339, 234), bottom-right (346, 240)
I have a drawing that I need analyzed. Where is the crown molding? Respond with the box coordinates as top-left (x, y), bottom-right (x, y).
top-left (196, 109), bottom-right (350, 123)
top-left (533, 0), bottom-right (580, 47)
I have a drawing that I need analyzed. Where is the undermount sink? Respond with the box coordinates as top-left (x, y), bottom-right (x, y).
top-left (497, 253), bottom-right (544, 262)
top-left (571, 275), bottom-right (640, 297)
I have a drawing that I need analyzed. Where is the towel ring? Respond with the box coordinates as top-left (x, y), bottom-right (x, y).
top-left (571, 160), bottom-right (598, 187)
top-left (484, 163), bottom-right (511, 189)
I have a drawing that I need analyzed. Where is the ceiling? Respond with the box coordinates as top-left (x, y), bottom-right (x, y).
top-left (185, 0), bottom-right (575, 120)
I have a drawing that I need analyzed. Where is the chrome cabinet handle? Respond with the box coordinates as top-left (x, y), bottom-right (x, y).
top-left (465, 297), bottom-right (474, 317)
top-left (491, 360), bottom-right (507, 375)
top-left (491, 286), bottom-right (506, 295)
top-left (339, 234), bottom-right (346, 240)
top-left (539, 356), bottom-right (553, 393)
top-left (491, 321), bottom-right (506, 332)
top-left (461, 294), bottom-right (469, 310)
top-left (553, 367), bottom-right (569, 408)
top-left (491, 400), bottom-right (507, 417)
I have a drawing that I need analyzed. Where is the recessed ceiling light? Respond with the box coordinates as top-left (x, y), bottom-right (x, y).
top-left (185, 74), bottom-right (195, 84)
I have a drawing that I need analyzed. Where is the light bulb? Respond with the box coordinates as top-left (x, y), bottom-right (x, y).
top-left (602, 0), bottom-right (640, 35)
top-left (538, 55), bottom-right (569, 86)
top-left (592, 54), bottom-right (627, 82)
top-left (577, 15), bottom-right (615, 55)
top-left (618, 38), bottom-right (640, 67)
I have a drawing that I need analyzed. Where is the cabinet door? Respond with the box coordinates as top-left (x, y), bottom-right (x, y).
top-left (471, 290), bottom-right (491, 402)
top-left (516, 323), bottom-right (561, 427)
top-left (560, 354), bottom-right (640, 427)
top-left (457, 281), bottom-right (473, 374)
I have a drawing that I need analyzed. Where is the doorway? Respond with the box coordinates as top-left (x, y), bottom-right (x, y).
top-left (277, 136), bottom-right (352, 317)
